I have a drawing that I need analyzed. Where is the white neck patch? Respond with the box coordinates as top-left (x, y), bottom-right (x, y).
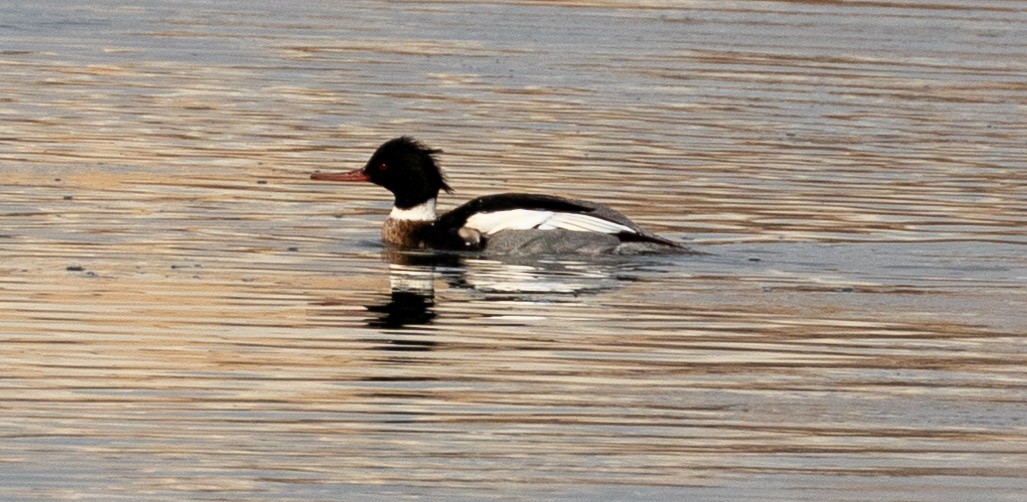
top-left (389, 199), bottom-right (437, 221)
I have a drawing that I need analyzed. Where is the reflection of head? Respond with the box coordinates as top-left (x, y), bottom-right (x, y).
top-left (366, 289), bottom-right (436, 329)
top-left (362, 259), bottom-right (439, 330)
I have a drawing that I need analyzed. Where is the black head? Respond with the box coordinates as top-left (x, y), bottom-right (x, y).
top-left (310, 136), bottom-right (453, 209)
top-left (363, 137), bottom-right (453, 208)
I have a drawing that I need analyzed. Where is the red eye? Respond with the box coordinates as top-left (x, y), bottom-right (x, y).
top-left (378, 162), bottom-right (388, 170)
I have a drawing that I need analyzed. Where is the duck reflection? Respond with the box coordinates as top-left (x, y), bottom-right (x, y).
top-left (361, 251), bottom-right (462, 330)
top-left (360, 249), bottom-right (646, 331)
top-left (365, 289), bottom-right (436, 329)
top-left (365, 261), bottom-right (438, 329)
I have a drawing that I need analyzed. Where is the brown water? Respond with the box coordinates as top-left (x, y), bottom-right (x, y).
top-left (1, 1), bottom-right (1025, 500)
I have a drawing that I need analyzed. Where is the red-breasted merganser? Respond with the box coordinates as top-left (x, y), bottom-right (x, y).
top-left (311, 137), bottom-right (692, 254)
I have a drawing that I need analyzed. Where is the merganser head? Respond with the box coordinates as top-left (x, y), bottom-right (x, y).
top-left (311, 136), bottom-right (453, 209)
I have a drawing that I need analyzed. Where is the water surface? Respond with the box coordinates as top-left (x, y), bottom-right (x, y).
top-left (1, 1), bottom-right (1025, 500)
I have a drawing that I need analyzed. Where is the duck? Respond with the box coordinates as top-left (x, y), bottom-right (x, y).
top-left (310, 136), bottom-right (694, 255)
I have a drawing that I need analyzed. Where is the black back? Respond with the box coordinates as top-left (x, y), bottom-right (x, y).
top-left (436, 193), bottom-right (595, 228)
top-left (435, 193), bottom-right (683, 248)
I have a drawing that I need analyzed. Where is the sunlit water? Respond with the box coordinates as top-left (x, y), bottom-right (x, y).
top-left (1, 1), bottom-right (1025, 500)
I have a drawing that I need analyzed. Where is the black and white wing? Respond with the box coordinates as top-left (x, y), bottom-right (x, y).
top-left (436, 193), bottom-right (681, 247)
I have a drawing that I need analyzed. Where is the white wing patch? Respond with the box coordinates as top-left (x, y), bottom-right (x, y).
top-left (536, 212), bottom-right (634, 233)
top-left (464, 209), bottom-right (635, 236)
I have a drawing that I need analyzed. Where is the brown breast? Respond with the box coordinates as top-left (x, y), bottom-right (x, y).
top-left (381, 218), bottom-right (433, 248)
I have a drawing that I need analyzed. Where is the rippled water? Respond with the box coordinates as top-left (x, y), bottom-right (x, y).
top-left (1, 1), bottom-right (1025, 500)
